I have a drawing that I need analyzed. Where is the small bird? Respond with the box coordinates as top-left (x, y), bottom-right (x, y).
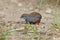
top-left (21, 12), bottom-right (42, 25)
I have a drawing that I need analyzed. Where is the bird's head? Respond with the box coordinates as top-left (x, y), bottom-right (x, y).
top-left (20, 14), bottom-right (28, 19)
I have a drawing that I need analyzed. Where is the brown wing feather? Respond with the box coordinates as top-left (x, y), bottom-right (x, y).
top-left (28, 12), bottom-right (42, 25)
top-left (29, 12), bottom-right (39, 17)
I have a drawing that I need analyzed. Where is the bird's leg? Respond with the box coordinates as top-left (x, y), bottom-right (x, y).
top-left (26, 21), bottom-right (28, 24)
top-left (29, 22), bottom-right (33, 24)
top-left (25, 21), bottom-right (28, 24)
top-left (34, 21), bottom-right (40, 30)
top-left (35, 24), bottom-right (39, 30)
top-left (25, 21), bottom-right (30, 24)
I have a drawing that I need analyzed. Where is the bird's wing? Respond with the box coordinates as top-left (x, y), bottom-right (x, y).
top-left (26, 16), bottom-right (39, 22)
top-left (24, 13), bottom-right (41, 22)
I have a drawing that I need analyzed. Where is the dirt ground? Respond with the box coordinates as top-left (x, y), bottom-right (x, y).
top-left (0, 0), bottom-right (60, 40)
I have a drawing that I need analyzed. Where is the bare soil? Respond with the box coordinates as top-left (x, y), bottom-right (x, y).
top-left (0, 0), bottom-right (60, 40)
